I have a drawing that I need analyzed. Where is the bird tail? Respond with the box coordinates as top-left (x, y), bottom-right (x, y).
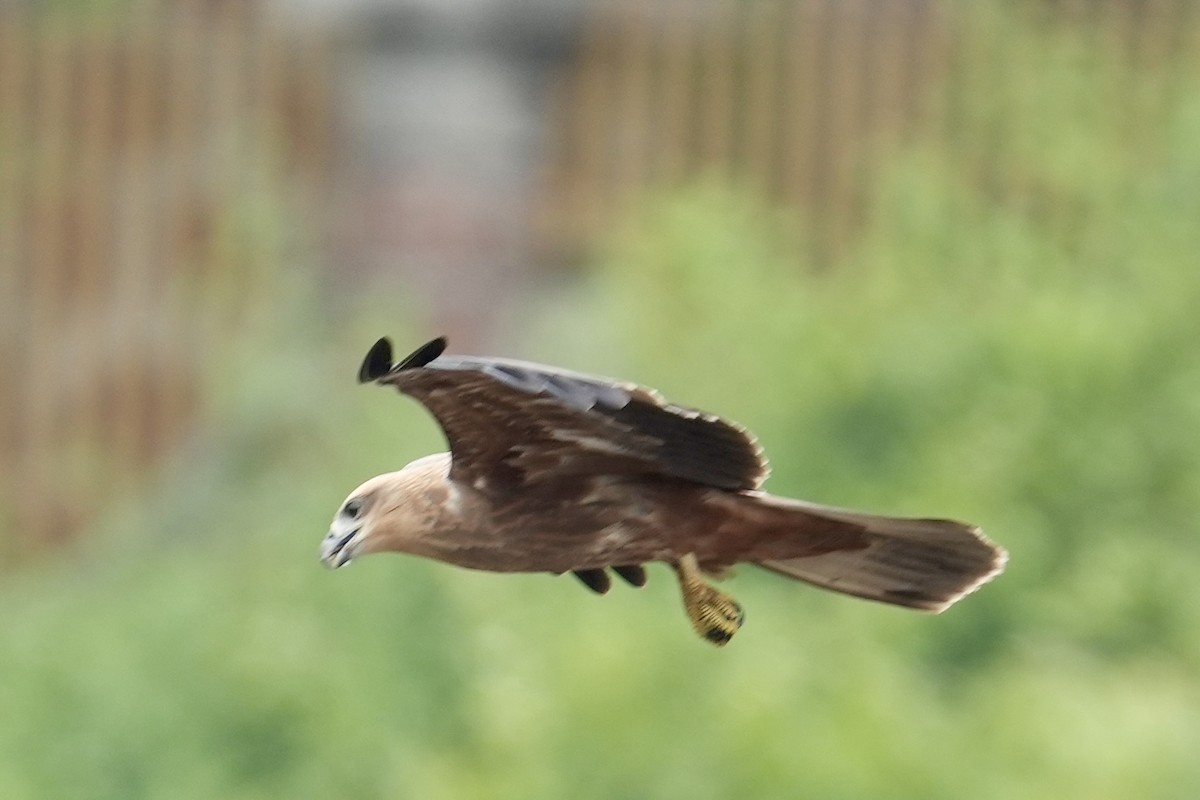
top-left (750, 495), bottom-right (1007, 612)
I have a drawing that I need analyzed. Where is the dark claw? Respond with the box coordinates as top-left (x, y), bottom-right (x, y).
top-left (612, 565), bottom-right (647, 588)
top-left (572, 568), bottom-right (611, 594)
top-left (704, 627), bottom-right (734, 645)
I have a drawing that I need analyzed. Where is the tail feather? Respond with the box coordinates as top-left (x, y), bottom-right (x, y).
top-left (753, 497), bottom-right (1007, 612)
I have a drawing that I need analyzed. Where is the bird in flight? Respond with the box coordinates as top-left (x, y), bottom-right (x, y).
top-left (321, 336), bottom-right (1006, 646)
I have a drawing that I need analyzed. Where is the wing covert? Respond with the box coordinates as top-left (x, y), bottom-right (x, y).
top-left (360, 337), bottom-right (769, 493)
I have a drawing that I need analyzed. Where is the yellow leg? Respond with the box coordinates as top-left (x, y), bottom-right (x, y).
top-left (674, 554), bottom-right (745, 646)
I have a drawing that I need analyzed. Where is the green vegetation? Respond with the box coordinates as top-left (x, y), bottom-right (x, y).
top-left (2, 6), bottom-right (1199, 799)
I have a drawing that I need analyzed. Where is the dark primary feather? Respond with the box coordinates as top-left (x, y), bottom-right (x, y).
top-left (573, 568), bottom-right (611, 594)
top-left (358, 336), bottom-right (445, 382)
top-left (358, 338), bottom-right (392, 382)
top-left (362, 336), bottom-right (768, 492)
top-left (571, 564), bottom-right (649, 595)
top-left (612, 564), bottom-right (648, 587)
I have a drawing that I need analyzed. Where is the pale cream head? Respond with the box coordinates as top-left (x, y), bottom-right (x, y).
top-left (319, 453), bottom-right (454, 568)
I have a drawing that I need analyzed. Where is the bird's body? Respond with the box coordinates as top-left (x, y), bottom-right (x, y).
top-left (341, 451), bottom-right (870, 576)
top-left (322, 336), bottom-right (1006, 645)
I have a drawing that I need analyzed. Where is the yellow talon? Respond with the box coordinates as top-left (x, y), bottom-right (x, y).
top-left (674, 554), bottom-right (745, 646)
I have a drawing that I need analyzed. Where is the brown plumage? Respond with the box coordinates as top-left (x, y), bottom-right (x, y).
top-left (321, 336), bottom-right (1007, 645)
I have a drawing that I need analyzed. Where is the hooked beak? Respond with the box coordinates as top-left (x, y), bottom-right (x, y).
top-left (320, 526), bottom-right (361, 569)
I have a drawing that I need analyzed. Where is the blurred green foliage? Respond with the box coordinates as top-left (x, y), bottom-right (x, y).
top-left (3, 5), bottom-right (1200, 799)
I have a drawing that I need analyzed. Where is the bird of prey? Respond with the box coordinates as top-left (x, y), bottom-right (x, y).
top-left (321, 336), bottom-right (1006, 645)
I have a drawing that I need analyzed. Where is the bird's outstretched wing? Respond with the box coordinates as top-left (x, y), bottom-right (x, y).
top-left (358, 336), bottom-right (768, 494)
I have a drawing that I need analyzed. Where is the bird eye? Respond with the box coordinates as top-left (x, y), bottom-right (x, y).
top-left (343, 499), bottom-right (364, 519)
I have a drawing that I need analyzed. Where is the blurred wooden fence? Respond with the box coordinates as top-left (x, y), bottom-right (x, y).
top-left (538, 0), bottom-right (1198, 263)
top-left (0, 3), bottom-right (334, 554)
top-left (1, 0), bottom-right (1197, 555)
top-left (539, 0), bottom-right (948, 263)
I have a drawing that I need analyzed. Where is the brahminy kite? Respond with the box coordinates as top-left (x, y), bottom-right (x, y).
top-left (321, 336), bottom-right (1006, 645)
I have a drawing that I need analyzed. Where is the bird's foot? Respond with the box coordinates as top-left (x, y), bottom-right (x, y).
top-left (674, 553), bottom-right (744, 646)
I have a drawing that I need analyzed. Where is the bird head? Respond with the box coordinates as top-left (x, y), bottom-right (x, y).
top-left (320, 453), bottom-right (453, 568)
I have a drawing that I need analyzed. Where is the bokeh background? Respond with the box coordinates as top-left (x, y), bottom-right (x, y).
top-left (2, 1), bottom-right (1199, 797)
